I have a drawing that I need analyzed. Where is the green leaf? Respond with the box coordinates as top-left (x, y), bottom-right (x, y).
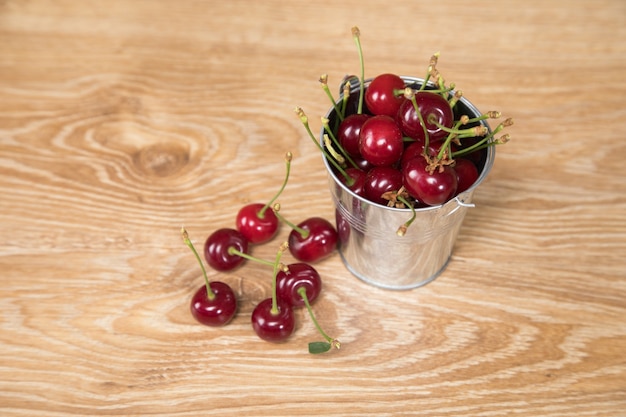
top-left (308, 341), bottom-right (331, 354)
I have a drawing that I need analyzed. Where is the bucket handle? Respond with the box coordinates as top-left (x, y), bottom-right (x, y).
top-left (446, 196), bottom-right (475, 216)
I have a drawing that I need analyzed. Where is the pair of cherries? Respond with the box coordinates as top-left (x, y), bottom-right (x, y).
top-left (183, 153), bottom-right (340, 353)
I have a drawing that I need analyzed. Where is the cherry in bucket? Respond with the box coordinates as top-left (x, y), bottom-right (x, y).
top-left (235, 152), bottom-right (293, 244)
top-left (182, 227), bottom-right (237, 327)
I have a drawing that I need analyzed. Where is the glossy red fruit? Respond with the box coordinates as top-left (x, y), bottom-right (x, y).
top-left (396, 91), bottom-right (454, 142)
top-left (276, 263), bottom-right (322, 308)
top-left (204, 228), bottom-right (249, 271)
top-left (454, 158), bottom-right (479, 194)
top-left (363, 166), bottom-right (403, 205)
top-left (339, 167), bottom-right (366, 197)
top-left (400, 140), bottom-right (458, 170)
top-left (190, 281), bottom-right (238, 327)
top-left (288, 217), bottom-right (338, 263)
top-left (358, 115), bottom-right (404, 167)
top-left (251, 298), bottom-right (295, 343)
top-left (338, 113), bottom-right (370, 158)
top-left (365, 73), bottom-right (406, 117)
top-left (403, 157), bottom-right (458, 206)
top-left (236, 203), bottom-right (279, 244)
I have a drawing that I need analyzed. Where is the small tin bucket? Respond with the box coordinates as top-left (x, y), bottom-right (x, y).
top-left (321, 76), bottom-right (495, 290)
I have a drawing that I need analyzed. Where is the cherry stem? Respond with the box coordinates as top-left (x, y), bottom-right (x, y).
top-left (341, 80), bottom-right (351, 118)
top-left (404, 89), bottom-right (431, 151)
top-left (351, 26), bottom-right (365, 114)
top-left (227, 246), bottom-right (288, 272)
top-left (319, 74), bottom-right (344, 122)
top-left (297, 286), bottom-right (340, 353)
top-left (294, 107), bottom-right (355, 187)
top-left (181, 227), bottom-right (215, 300)
top-left (396, 196), bottom-right (416, 236)
top-left (270, 242), bottom-right (289, 315)
top-left (259, 152), bottom-right (292, 218)
top-left (272, 203), bottom-right (310, 239)
top-left (451, 118), bottom-right (513, 158)
top-left (321, 119), bottom-right (359, 169)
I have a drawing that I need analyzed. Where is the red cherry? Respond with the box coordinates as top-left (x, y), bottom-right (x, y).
top-left (190, 282), bottom-right (237, 327)
top-left (337, 113), bottom-right (370, 158)
top-left (204, 228), bottom-right (249, 271)
top-left (364, 73), bottom-right (406, 117)
top-left (402, 157), bottom-right (458, 206)
top-left (454, 158), bottom-right (479, 194)
top-left (396, 91), bottom-right (454, 142)
top-left (358, 115), bottom-right (404, 167)
top-left (251, 298), bottom-right (295, 343)
top-left (400, 140), bottom-right (458, 170)
top-left (288, 217), bottom-right (338, 263)
top-left (235, 152), bottom-right (292, 244)
top-left (363, 166), bottom-right (403, 205)
top-left (339, 167), bottom-right (366, 196)
top-left (276, 263), bottom-right (322, 308)
top-left (235, 203), bottom-right (279, 244)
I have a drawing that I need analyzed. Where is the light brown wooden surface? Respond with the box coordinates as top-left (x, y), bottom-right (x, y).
top-left (1, 1), bottom-right (625, 416)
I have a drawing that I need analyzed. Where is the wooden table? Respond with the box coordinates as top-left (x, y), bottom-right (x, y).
top-left (2, 1), bottom-right (625, 415)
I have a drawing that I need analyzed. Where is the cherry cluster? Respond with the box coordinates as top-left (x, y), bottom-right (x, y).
top-left (297, 27), bottom-right (513, 234)
top-left (182, 153), bottom-right (340, 354)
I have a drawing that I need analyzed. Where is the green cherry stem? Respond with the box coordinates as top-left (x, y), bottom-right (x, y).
top-left (351, 26), bottom-right (365, 115)
top-left (258, 152), bottom-right (292, 219)
top-left (272, 203), bottom-right (310, 239)
top-left (271, 242), bottom-right (289, 315)
top-left (319, 74), bottom-right (344, 122)
top-left (321, 118), bottom-right (359, 169)
top-left (294, 107), bottom-right (355, 187)
top-left (297, 287), bottom-right (340, 354)
top-left (396, 195), bottom-right (416, 237)
top-left (403, 88), bottom-right (431, 151)
top-left (226, 246), bottom-right (288, 272)
top-left (341, 80), bottom-right (351, 118)
top-left (181, 227), bottom-right (215, 300)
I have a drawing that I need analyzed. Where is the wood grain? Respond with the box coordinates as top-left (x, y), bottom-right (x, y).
top-left (1, 0), bottom-right (625, 416)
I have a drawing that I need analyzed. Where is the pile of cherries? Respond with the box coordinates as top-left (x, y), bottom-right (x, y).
top-left (182, 152), bottom-right (341, 354)
top-left (181, 27), bottom-right (513, 355)
top-left (297, 27), bottom-right (513, 235)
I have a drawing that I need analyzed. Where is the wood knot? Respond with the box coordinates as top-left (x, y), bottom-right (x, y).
top-left (133, 142), bottom-right (189, 177)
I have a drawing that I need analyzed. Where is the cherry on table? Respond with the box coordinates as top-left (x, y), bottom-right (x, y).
top-left (182, 227), bottom-right (237, 327)
top-left (276, 263), bottom-right (322, 308)
top-left (235, 152), bottom-right (292, 244)
top-left (251, 242), bottom-right (295, 343)
top-left (251, 297), bottom-right (295, 343)
top-left (204, 228), bottom-right (249, 271)
top-left (286, 217), bottom-right (338, 263)
top-left (190, 282), bottom-right (237, 327)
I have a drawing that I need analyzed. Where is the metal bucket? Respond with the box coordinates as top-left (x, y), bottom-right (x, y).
top-left (321, 76), bottom-right (495, 290)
